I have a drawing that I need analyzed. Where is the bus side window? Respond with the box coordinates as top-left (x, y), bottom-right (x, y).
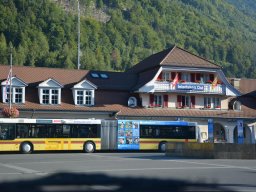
top-left (30, 125), bottom-right (38, 138)
top-left (155, 127), bottom-right (160, 138)
top-left (16, 125), bottom-right (29, 138)
top-left (62, 125), bottom-right (71, 138)
top-left (0, 124), bottom-right (15, 140)
top-left (88, 126), bottom-right (96, 138)
top-left (71, 124), bottom-right (99, 138)
top-left (37, 125), bottom-right (48, 138)
top-left (71, 125), bottom-right (78, 138)
top-left (140, 125), bottom-right (153, 138)
top-left (76, 125), bottom-right (88, 138)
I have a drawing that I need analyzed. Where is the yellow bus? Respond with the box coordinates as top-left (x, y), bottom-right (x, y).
top-left (0, 118), bottom-right (101, 153)
top-left (0, 118), bottom-right (198, 153)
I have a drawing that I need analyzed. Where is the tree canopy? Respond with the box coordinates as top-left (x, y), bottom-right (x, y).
top-left (0, 0), bottom-right (256, 78)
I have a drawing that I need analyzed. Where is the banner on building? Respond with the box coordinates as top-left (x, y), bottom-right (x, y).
top-left (237, 119), bottom-right (244, 144)
top-left (208, 119), bottom-right (214, 143)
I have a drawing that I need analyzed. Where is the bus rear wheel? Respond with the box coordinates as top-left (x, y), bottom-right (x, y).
top-left (158, 142), bottom-right (167, 152)
top-left (84, 141), bottom-right (95, 153)
top-left (20, 142), bottom-right (33, 154)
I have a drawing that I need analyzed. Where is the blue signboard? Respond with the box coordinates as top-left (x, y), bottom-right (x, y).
top-left (208, 119), bottom-right (214, 143)
top-left (117, 120), bottom-right (140, 150)
top-left (176, 84), bottom-right (204, 91)
top-left (237, 119), bottom-right (244, 144)
top-left (139, 120), bottom-right (189, 126)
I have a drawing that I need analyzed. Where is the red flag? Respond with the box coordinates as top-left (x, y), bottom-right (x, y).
top-left (4, 68), bottom-right (12, 101)
top-left (6, 69), bottom-right (11, 84)
top-left (171, 73), bottom-right (178, 87)
top-left (211, 76), bottom-right (218, 90)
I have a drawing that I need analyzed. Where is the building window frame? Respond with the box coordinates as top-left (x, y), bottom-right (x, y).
top-left (181, 72), bottom-right (190, 82)
top-left (204, 97), bottom-right (221, 109)
top-left (14, 87), bottom-right (23, 103)
top-left (162, 72), bottom-right (170, 81)
top-left (154, 95), bottom-right (163, 107)
top-left (233, 101), bottom-right (241, 111)
top-left (181, 95), bottom-right (190, 108)
top-left (74, 89), bottom-right (94, 106)
top-left (39, 88), bottom-right (61, 105)
top-left (2, 86), bottom-right (25, 104)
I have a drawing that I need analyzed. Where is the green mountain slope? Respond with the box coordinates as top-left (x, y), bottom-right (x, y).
top-left (226, 0), bottom-right (256, 19)
top-left (0, 0), bottom-right (256, 78)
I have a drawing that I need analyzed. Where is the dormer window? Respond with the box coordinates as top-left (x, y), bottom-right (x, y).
top-left (72, 79), bottom-right (97, 106)
top-left (76, 90), bottom-right (93, 105)
top-left (38, 78), bottom-right (63, 105)
top-left (41, 89), bottom-right (60, 105)
top-left (14, 87), bottom-right (23, 103)
top-left (1, 77), bottom-right (27, 104)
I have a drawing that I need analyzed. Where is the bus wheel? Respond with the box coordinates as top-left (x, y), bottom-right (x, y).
top-left (20, 142), bottom-right (33, 154)
top-left (84, 141), bottom-right (95, 153)
top-left (158, 142), bottom-right (167, 152)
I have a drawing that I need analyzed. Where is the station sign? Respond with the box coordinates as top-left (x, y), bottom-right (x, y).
top-left (176, 84), bottom-right (204, 91)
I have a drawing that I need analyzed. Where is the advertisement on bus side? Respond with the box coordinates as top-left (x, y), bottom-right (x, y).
top-left (117, 120), bottom-right (140, 150)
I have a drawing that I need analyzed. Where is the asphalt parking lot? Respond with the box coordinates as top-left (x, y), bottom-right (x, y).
top-left (0, 151), bottom-right (256, 191)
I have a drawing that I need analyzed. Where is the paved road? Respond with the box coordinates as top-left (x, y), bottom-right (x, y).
top-left (0, 152), bottom-right (256, 191)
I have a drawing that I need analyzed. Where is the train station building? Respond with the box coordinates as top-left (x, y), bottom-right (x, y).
top-left (1, 45), bottom-right (256, 143)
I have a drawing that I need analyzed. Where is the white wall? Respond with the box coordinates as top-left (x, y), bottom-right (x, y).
top-left (140, 93), bottom-right (149, 107)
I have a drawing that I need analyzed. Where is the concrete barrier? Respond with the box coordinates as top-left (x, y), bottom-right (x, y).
top-left (166, 142), bottom-right (256, 159)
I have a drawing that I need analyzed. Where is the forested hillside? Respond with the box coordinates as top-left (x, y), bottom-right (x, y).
top-left (227, 0), bottom-right (256, 19)
top-left (0, 0), bottom-right (256, 78)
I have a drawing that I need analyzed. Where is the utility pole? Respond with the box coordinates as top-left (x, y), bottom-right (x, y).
top-left (77, 0), bottom-right (81, 70)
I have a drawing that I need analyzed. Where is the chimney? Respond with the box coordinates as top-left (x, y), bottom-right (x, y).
top-left (230, 78), bottom-right (240, 89)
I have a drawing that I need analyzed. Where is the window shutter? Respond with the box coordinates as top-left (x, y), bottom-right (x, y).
top-left (209, 74), bottom-right (214, 82)
top-left (171, 72), bottom-right (176, 80)
top-left (164, 95), bottom-right (168, 108)
top-left (157, 72), bottom-right (162, 81)
top-left (191, 73), bottom-right (195, 82)
top-left (177, 72), bottom-right (181, 80)
top-left (150, 94), bottom-right (154, 107)
top-left (177, 95), bottom-right (182, 108)
top-left (191, 96), bottom-right (195, 108)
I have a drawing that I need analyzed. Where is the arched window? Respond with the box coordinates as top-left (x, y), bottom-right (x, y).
top-left (233, 101), bottom-right (241, 111)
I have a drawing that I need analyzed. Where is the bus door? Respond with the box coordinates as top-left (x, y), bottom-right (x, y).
top-left (101, 120), bottom-right (118, 150)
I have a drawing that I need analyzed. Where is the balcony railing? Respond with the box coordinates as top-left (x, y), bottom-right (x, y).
top-left (154, 81), bottom-right (225, 94)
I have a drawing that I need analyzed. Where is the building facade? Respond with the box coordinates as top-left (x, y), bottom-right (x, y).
top-left (0, 46), bottom-right (255, 143)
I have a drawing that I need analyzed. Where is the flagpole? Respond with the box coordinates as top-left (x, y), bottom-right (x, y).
top-left (77, 0), bottom-right (81, 70)
top-left (9, 48), bottom-right (12, 110)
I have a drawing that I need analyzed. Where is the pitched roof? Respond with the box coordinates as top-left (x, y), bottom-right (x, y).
top-left (1, 100), bottom-right (255, 119)
top-left (236, 78), bottom-right (256, 95)
top-left (117, 105), bottom-right (256, 119)
top-left (85, 71), bottom-right (137, 91)
top-left (160, 46), bottom-right (221, 69)
top-left (0, 65), bottom-right (87, 85)
top-left (127, 48), bottom-right (172, 73)
top-left (127, 46), bottom-right (221, 74)
top-left (0, 65), bottom-right (136, 91)
top-left (132, 67), bottom-right (160, 91)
